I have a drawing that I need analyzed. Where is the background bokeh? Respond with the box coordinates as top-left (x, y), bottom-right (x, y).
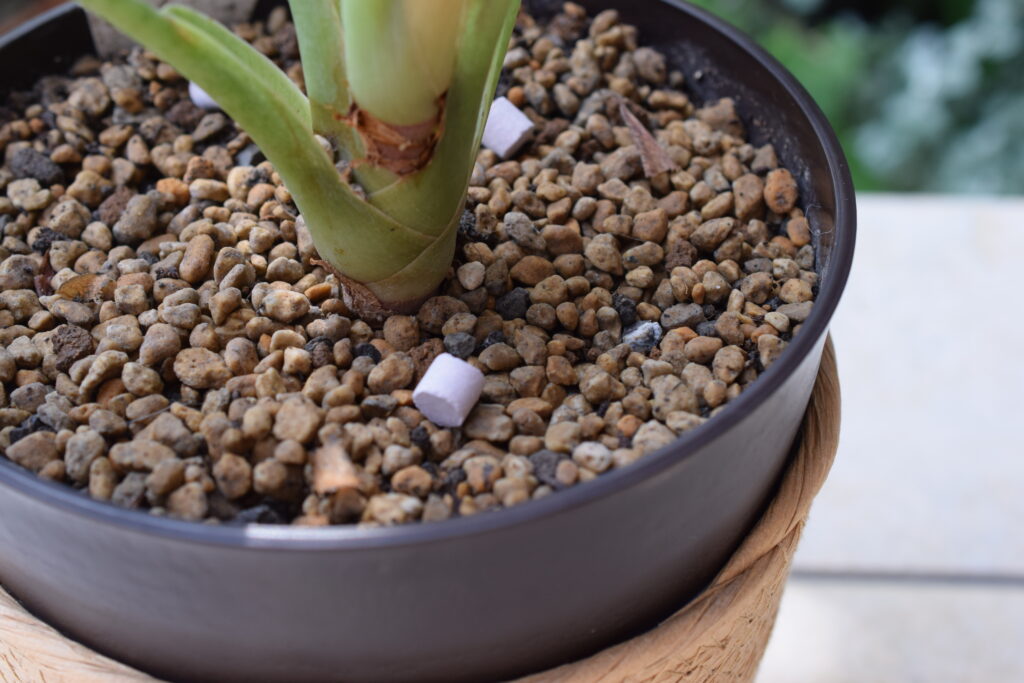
top-left (687, 0), bottom-right (1024, 194)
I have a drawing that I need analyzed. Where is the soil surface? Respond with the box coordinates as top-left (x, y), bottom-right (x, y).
top-left (0, 4), bottom-right (817, 526)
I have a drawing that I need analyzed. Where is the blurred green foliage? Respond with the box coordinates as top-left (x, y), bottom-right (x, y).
top-left (689, 0), bottom-right (1024, 194)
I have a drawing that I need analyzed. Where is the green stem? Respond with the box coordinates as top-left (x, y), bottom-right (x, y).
top-left (289, 1), bottom-right (352, 139)
top-left (364, 0), bottom-right (519, 234)
top-left (340, 0), bottom-right (466, 126)
top-left (77, 0), bottom-right (519, 309)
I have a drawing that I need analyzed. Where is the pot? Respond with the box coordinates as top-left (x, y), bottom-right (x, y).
top-left (0, 2), bottom-right (855, 681)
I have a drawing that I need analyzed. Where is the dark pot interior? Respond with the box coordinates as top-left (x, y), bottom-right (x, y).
top-left (0, 2), bottom-right (855, 681)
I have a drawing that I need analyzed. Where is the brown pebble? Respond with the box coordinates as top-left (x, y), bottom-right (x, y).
top-left (261, 289), bottom-right (310, 323)
top-left (732, 174), bottom-right (765, 220)
top-left (479, 343), bottom-right (522, 372)
top-left (510, 255), bottom-right (555, 285)
top-left (173, 348), bottom-right (231, 389)
top-left (109, 439), bottom-right (177, 472)
top-left (763, 168), bottom-right (798, 214)
top-left (684, 336), bottom-right (723, 364)
top-left (383, 316), bottom-right (420, 352)
top-left (786, 216), bottom-right (812, 246)
top-left (179, 234), bottom-right (215, 284)
top-left (273, 397), bottom-right (323, 443)
top-left (6, 432), bottom-right (59, 473)
top-left (213, 453), bottom-right (252, 500)
top-left (392, 465), bottom-right (433, 498)
top-left (167, 482), bottom-right (208, 520)
top-left (779, 278), bottom-right (813, 304)
top-left (139, 323), bottom-right (181, 367)
top-left (367, 353), bottom-right (416, 393)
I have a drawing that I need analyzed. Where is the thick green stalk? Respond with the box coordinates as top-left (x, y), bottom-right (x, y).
top-left (291, 0), bottom-right (399, 201)
top-left (77, 0), bottom-right (519, 309)
top-left (363, 0), bottom-right (519, 234)
top-left (341, 0), bottom-right (466, 126)
top-left (78, 0), bottom-right (432, 299)
top-left (289, 0), bottom-right (351, 138)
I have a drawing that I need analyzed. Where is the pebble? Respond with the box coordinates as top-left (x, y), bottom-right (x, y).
top-left (690, 217), bottom-right (735, 252)
top-left (10, 147), bottom-right (63, 186)
top-left (457, 262), bottom-right (486, 290)
top-left (80, 350), bottom-right (128, 396)
top-left (10, 383), bottom-right (50, 412)
top-left (584, 234), bottom-right (623, 274)
top-left (109, 439), bottom-right (177, 472)
top-left (480, 343), bottom-right (521, 372)
top-left (112, 193), bottom-right (158, 245)
top-left (273, 397), bottom-right (322, 443)
top-left (392, 465), bottom-right (433, 498)
top-left (633, 420), bottom-right (676, 454)
top-left (530, 275), bottom-right (568, 307)
top-left (758, 334), bottom-right (786, 368)
top-left (780, 278), bottom-right (813, 304)
top-left (66, 170), bottom-right (110, 207)
top-left (167, 482), bottom-right (208, 521)
top-left (138, 413), bottom-right (197, 456)
top-left (786, 217), bottom-right (812, 247)
top-left (6, 432), bottom-right (59, 473)
top-left (622, 321), bottom-right (662, 353)
top-left (367, 353), bottom-right (416, 393)
top-left (510, 255), bottom-right (555, 285)
top-left (213, 454), bottom-right (252, 500)
top-left (122, 362), bottom-right (164, 395)
top-left (496, 288), bottom-right (531, 320)
top-left (777, 301), bottom-right (813, 322)
top-left (146, 459), bottom-right (186, 497)
top-left (544, 421), bottom-right (581, 453)
top-left (764, 168), bottom-right (799, 214)
top-left (383, 316), bottom-right (420, 352)
top-left (173, 348), bottom-right (231, 389)
top-left (530, 450), bottom-right (568, 489)
top-left (573, 441), bottom-right (613, 473)
top-left (733, 174), bottom-right (765, 220)
top-left (138, 323), bottom-right (181, 366)
top-left (417, 296), bottom-right (469, 334)
top-left (64, 430), bottom-right (106, 483)
top-left (262, 289), bottom-right (310, 323)
top-left (179, 234), bottom-right (215, 283)
top-left (503, 212), bottom-right (546, 251)
top-left (713, 346), bottom-right (746, 384)
top-left (661, 303), bottom-right (705, 331)
top-left (464, 404), bottom-right (515, 442)
top-left (443, 332), bottom-right (476, 360)
top-left (7, 178), bottom-right (51, 211)
top-left (684, 336), bottom-right (723, 364)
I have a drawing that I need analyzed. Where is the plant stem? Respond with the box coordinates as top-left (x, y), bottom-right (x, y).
top-left (77, 0), bottom-right (519, 311)
top-left (289, 0), bottom-right (351, 138)
top-left (341, 0), bottom-right (467, 126)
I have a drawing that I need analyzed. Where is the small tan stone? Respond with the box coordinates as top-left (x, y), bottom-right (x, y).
top-left (6, 432), bottom-right (59, 473)
top-left (179, 234), bottom-right (215, 284)
top-left (173, 348), bottom-right (231, 389)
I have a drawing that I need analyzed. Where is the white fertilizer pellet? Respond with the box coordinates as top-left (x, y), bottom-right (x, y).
top-left (413, 353), bottom-right (486, 428)
top-left (481, 96), bottom-right (534, 159)
top-left (189, 82), bottom-right (219, 111)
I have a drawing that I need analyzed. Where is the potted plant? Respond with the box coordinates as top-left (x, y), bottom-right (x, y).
top-left (0, 1), bottom-right (854, 681)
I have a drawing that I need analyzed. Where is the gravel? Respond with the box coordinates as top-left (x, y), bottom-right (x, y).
top-left (0, 4), bottom-right (817, 527)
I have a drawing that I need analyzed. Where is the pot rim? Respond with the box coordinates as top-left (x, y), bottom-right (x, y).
top-left (0, 0), bottom-right (855, 551)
